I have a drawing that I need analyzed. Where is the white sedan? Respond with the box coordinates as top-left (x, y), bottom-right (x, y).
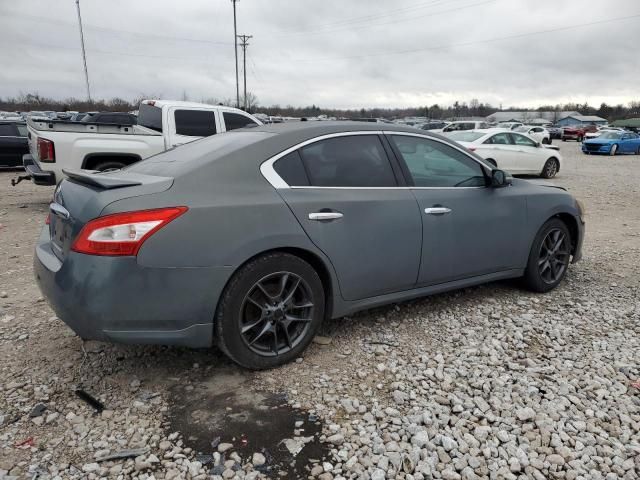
top-left (448, 129), bottom-right (562, 179)
top-left (513, 126), bottom-right (551, 144)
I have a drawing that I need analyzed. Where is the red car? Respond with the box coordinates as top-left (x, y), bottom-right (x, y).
top-left (561, 125), bottom-right (597, 142)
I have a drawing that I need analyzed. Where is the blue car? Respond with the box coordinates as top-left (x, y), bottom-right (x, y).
top-left (582, 131), bottom-right (640, 155)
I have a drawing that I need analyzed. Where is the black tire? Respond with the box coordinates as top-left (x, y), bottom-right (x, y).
top-left (609, 144), bottom-right (618, 156)
top-left (540, 158), bottom-right (559, 179)
top-left (561, 137), bottom-right (566, 142)
top-left (215, 252), bottom-right (325, 369)
top-left (93, 160), bottom-right (127, 172)
top-left (542, 137), bottom-right (550, 145)
top-left (485, 158), bottom-right (497, 167)
top-left (523, 218), bottom-right (571, 293)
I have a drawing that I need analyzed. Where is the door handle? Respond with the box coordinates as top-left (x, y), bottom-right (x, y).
top-left (424, 207), bottom-right (451, 215)
top-left (308, 212), bottom-right (343, 221)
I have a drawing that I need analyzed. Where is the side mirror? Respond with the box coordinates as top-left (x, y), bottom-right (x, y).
top-left (491, 169), bottom-right (512, 188)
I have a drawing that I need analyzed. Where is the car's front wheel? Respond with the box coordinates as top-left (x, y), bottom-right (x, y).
top-left (523, 219), bottom-right (571, 293)
top-left (540, 158), bottom-right (559, 179)
top-left (215, 253), bottom-right (325, 369)
top-left (609, 144), bottom-right (618, 156)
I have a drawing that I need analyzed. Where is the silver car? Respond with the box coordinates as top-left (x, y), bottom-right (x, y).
top-left (35, 122), bottom-right (584, 369)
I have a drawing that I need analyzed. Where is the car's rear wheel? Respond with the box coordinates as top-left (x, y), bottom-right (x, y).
top-left (93, 160), bottom-right (127, 172)
top-left (523, 219), bottom-right (571, 293)
top-left (542, 137), bottom-right (550, 144)
top-left (609, 144), bottom-right (618, 156)
top-left (215, 253), bottom-right (324, 369)
top-left (540, 158), bottom-right (559, 179)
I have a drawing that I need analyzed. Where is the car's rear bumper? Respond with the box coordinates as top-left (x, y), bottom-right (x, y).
top-left (23, 154), bottom-right (56, 185)
top-left (34, 226), bottom-right (232, 348)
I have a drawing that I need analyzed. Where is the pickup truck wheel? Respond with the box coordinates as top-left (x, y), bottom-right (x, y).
top-left (93, 160), bottom-right (127, 172)
top-left (609, 144), bottom-right (618, 156)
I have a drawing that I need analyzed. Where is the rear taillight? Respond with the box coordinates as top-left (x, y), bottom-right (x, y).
top-left (45, 213), bottom-right (50, 225)
top-left (37, 137), bottom-right (55, 162)
top-left (71, 207), bottom-right (188, 256)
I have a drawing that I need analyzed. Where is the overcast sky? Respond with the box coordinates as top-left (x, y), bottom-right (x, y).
top-left (1, 0), bottom-right (639, 109)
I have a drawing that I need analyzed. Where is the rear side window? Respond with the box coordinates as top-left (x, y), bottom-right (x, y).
top-left (273, 150), bottom-right (309, 186)
top-left (16, 124), bottom-right (28, 136)
top-left (390, 135), bottom-right (486, 188)
top-left (299, 135), bottom-right (396, 187)
top-left (138, 104), bottom-right (163, 132)
top-left (0, 124), bottom-right (16, 136)
top-left (223, 112), bottom-right (258, 131)
top-left (175, 110), bottom-right (217, 137)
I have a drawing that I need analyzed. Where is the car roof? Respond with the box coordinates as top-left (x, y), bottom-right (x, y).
top-left (142, 100), bottom-right (253, 114)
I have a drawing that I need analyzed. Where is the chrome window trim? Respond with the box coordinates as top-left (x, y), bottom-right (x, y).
top-left (259, 129), bottom-right (491, 190)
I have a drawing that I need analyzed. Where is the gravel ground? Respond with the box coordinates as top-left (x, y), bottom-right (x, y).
top-left (0, 142), bottom-right (639, 480)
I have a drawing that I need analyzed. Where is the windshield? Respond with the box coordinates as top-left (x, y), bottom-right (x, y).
top-left (447, 131), bottom-right (485, 142)
top-left (599, 132), bottom-right (623, 139)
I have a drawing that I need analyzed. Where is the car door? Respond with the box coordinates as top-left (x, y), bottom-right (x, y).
top-left (270, 132), bottom-right (423, 301)
top-left (0, 123), bottom-right (27, 166)
top-left (167, 107), bottom-right (220, 148)
top-left (386, 133), bottom-right (526, 286)
top-left (620, 133), bottom-right (639, 153)
top-left (509, 133), bottom-right (543, 173)
top-left (481, 132), bottom-right (519, 171)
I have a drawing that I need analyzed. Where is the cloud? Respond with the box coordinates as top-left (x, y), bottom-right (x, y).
top-left (0, 0), bottom-right (639, 108)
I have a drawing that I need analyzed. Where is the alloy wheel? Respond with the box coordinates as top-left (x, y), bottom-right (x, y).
top-left (538, 228), bottom-right (570, 284)
top-left (545, 160), bottom-right (558, 178)
top-left (239, 272), bottom-right (314, 356)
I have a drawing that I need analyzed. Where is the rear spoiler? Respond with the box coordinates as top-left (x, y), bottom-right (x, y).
top-left (63, 169), bottom-right (143, 189)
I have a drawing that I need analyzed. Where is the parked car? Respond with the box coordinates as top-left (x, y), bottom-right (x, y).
top-left (449, 129), bottom-right (562, 178)
top-left (584, 126), bottom-right (623, 140)
top-left (81, 112), bottom-right (138, 125)
top-left (23, 100), bottom-right (262, 186)
top-left (439, 120), bottom-right (489, 133)
top-left (0, 121), bottom-right (28, 168)
top-left (35, 122), bottom-right (584, 369)
top-left (417, 120), bottom-right (449, 131)
top-left (582, 131), bottom-right (640, 155)
top-left (546, 126), bottom-right (563, 139)
top-left (513, 126), bottom-right (551, 144)
top-left (497, 122), bottom-right (524, 130)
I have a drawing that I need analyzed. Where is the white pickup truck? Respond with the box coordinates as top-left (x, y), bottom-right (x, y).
top-left (20, 100), bottom-right (262, 186)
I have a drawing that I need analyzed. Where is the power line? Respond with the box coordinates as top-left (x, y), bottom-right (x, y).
top-left (286, 12), bottom-right (640, 62)
top-left (5, 11), bottom-right (234, 46)
top-left (268, 0), bottom-right (497, 37)
top-left (273, 0), bottom-right (453, 34)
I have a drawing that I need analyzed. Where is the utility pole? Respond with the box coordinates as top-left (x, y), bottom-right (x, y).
top-left (75, 0), bottom-right (91, 101)
top-left (231, 0), bottom-right (240, 109)
top-left (237, 34), bottom-right (252, 110)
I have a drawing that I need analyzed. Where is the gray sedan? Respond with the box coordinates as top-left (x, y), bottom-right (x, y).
top-left (35, 122), bottom-right (584, 369)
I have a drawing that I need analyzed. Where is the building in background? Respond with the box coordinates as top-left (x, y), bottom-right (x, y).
top-left (556, 114), bottom-right (607, 127)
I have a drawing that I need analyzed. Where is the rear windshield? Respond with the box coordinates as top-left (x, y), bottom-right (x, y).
top-left (126, 130), bottom-right (273, 176)
top-left (447, 131), bottom-right (485, 142)
top-left (138, 103), bottom-right (163, 132)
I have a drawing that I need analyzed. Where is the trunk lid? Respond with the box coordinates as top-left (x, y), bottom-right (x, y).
top-left (48, 170), bottom-right (173, 261)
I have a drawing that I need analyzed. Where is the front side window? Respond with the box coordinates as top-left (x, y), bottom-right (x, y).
top-left (175, 110), bottom-right (216, 137)
top-left (390, 135), bottom-right (486, 188)
top-left (510, 133), bottom-right (537, 147)
top-left (223, 112), bottom-right (258, 131)
top-left (299, 135), bottom-right (396, 187)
